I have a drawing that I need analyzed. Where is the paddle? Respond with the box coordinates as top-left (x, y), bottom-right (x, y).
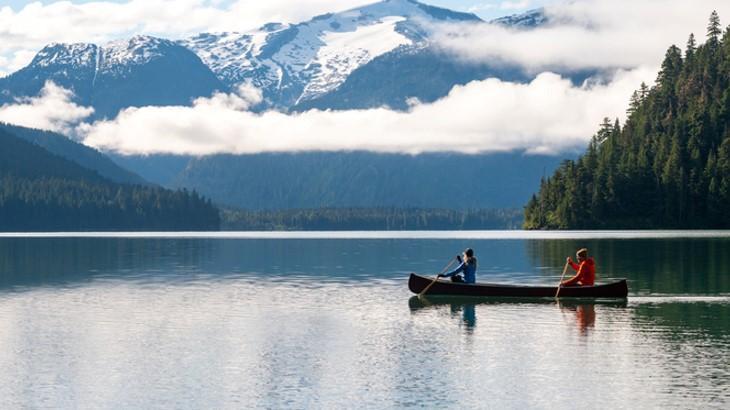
top-left (555, 260), bottom-right (570, 298)
top-left (418, 257), bottom-right (457, 297)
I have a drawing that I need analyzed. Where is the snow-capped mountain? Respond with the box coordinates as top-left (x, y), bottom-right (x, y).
top-left (1, 1), bottom-right (551, 116)
top-left (0, 35), bottom-right (226, 118)
top-left (181, 0), bottom-right (481, 108)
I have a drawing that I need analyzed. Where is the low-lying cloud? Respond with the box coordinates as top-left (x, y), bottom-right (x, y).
top-left (0, 81), bottom-right (94, 134)
top-left (433, 0), bottom-right (730, 71)
top-left (79, 67), bottom-right (655, 155)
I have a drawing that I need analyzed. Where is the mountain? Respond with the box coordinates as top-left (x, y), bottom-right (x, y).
top-left (1, 1), bottom-right (553, 114)
top-left (0, 128), bottom-right (107, 183)
top-left (0, 128), bottom-right (220, 231)
top-left (0, 35), bottom-right (226, 119)
top-left (0, 122), bottom-right (147, 185)
top-left (490, 8), bottom-right (549, 28)
top-left (182, 0), bottom-right (483, 109)
top-left (0, 1), bottom-right (569, 214)
top-left (525, 15), bottom-right (730, 229)
top-left (141, 151), bottom-right (563, 210)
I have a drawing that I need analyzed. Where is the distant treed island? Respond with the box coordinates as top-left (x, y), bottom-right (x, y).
top-left (525, 11), bottom-right (730, 229)
top-left (0, 129), bottom-right (220, 231)
top-left (221, 208), bottom-right (524, 231)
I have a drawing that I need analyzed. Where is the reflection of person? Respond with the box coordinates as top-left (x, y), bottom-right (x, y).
top-left (450, 303), bottom-right (477, 330)
top-left (561, 248), bottom-right (595, 286)
top-left (576, 304), bottom-right (596, 336)
top-left (439, 248), bottom-right (477, 283)
top-left (560, 303), bottom-right (596, 336)
top-left (462, 303), bottom-right (476, 329)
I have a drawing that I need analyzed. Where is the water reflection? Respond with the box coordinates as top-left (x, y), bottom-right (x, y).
top-left (2, 237), bottom-right (729, 295)
top-left (410, 295), bottom-right (631, 338)
top-left (559, 303), bottom-right (596, 336)
top-left (409, 296), bottom-right (477, 332)
top-left (525, 238), bottom-right (730, 294)
top-left (0, 235), bottom-right (728, 408)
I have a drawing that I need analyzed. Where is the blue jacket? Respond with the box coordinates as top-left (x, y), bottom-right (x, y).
top-left (443, 259), bottom-right (477, 283)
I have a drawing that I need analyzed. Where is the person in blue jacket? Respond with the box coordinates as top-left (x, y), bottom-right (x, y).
top-left (439, 248), bottom-right (478, 284)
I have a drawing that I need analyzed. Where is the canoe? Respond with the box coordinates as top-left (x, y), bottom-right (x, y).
top-left (408, 273), bottom-right (628, 298)
top-left (408, 295), bottom-right (629, 310)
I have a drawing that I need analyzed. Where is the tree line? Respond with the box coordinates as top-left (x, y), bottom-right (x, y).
top-left (525, 11), bottom-right (730, 229)
top-left (222, 207), bottom-right (523, 230)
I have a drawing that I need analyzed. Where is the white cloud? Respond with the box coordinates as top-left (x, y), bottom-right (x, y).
top-left (0, 0), bottom-right (373, 73)
top-left (500, 1), bottom-right (532, 10)
top-left (79, 66), bottom-right (656, 156)
top-left (0, 81), bottom-right (94, 134)
top-left (433, 0), bottom-right (730, 71)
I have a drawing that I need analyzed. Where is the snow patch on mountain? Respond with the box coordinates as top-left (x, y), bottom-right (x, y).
top-left (31, 43), bottom-right (98, 69)
top-left (182, 0), bottom-right (481, 107)
top-left (102, 36), bottom-right (172, 67)
top-left (300, 16), bottom-right (411, 101)
top-left (30, 35), bottom-right (183, 77)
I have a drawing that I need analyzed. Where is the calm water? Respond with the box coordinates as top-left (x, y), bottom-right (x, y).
top-left (0, 232), bottom-right (728, 409)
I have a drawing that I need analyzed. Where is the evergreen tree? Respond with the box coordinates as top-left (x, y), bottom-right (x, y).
top-left (525, 14), bottom-right (730, 229)
top-left (686, 33), bottom-right (697, 58)
top-left (708, 10), bottom-right (722, 43)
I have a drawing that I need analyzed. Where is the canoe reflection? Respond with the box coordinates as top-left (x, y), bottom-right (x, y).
top-left (409, 296), bottom-right (627, 333)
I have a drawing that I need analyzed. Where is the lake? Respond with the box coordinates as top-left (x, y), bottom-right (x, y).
top-left (0, 232), bottom-right (728, 409)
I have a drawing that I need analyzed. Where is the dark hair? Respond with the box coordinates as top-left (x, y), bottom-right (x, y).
top-left (464, 248), bottom-right (476, 266)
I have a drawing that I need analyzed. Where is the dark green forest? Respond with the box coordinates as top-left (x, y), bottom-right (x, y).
top-left (222, 207), bottom-right (523, 230)
top-left (0, 122), bottom-right (147, 185)
top-left (525, 11), bottom-right (730, 229)
top-left (0, 129), bottom-right (220, 231)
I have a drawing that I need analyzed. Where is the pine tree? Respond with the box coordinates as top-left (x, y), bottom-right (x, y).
top-left (708, 10), bottom-right (722, 43)
top-left (686, 33), bottom-right (697, 58)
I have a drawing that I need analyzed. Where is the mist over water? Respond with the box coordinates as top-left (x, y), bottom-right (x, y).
top-left (0, 234), bottom-right (728, 408)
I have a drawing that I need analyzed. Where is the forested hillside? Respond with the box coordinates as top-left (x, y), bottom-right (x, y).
top-left (169, 152), bottom-right (564, 210)
top-left (0, 129), bottom-right (220, 231)
top-left (0, 123), bottom-right (147, 185)
top-left (525, 12), bottom-right (730, 229)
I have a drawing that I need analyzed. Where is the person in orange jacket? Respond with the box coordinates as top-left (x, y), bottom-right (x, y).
top-left (561, 248), bottom-right (595, 286)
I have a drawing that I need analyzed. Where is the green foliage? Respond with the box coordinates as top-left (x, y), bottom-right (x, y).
top-left (525, 12), bottom-right (730, 229)
top-left (221, 207), bottom-right (524, 230)
top-left (0, 129), bottom-right (220, 231)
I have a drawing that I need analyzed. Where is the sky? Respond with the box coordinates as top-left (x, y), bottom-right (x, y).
top-left (1, 0), bottom-right (730, 156)
top-left (1, 0), bottom-right (552, 19)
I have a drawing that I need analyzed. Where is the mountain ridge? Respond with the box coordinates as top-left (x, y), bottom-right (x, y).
top-left (1, 1), bottom-right (547, 114)
top-left (0, 35), bottom-right (227, 119)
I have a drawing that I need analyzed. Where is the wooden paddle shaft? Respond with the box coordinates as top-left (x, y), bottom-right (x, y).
top-left (419, 257), bottom-right (457, 297)
top-left (555, 260), bottom-right (570, 298)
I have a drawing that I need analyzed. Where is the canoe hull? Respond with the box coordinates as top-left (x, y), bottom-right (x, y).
top-left (408, 273), bottom-right (628, 298)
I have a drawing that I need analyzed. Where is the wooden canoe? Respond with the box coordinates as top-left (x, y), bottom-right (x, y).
top-left (408, 273), bottom-right (628, 298)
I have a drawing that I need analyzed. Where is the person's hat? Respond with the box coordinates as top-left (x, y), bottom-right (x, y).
top-left (576, 248), bottom-right (588, 258)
